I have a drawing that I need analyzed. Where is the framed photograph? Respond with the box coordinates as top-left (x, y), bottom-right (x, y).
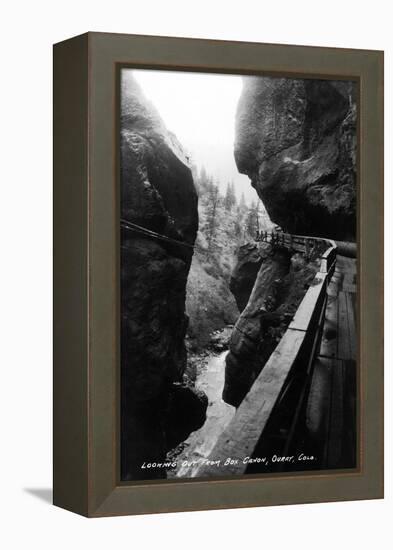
top-left (53, 32), bottom-right (383, 517)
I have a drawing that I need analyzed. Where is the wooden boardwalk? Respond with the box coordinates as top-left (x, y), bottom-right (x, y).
top-left (192, 240), bottom-right (357, 478)
top-left (306, 255), bottom-right (357, 469)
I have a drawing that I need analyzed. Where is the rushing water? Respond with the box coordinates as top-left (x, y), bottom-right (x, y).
top-left (174, 350), bottom-right (235, 477)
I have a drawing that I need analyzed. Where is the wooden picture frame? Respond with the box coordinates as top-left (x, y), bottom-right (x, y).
top-left (53, 32), bottom-right (383, 517)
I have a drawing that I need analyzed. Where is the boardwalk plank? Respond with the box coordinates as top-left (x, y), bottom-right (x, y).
top-left (306, 357), bottom-right (331, 444)
top-left (327, 281), bottom-right (340, 297)
top-left (319, 295), bottom-right (338, 359)
top-left (350, 292), bottom-right (357, 323)
top-left (342, 283), bottom-right (356, 293)
top-left (345, 292), bottom-right (357, 360)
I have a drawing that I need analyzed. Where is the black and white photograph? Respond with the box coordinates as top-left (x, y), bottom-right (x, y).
top-left (120, 68), bottom-right (358, 482)
top-left (2, 0), bottom-right (389, 540)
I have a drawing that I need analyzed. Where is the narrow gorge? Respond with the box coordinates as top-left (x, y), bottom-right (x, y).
top-left (120, 71), bottom-right (357, 480)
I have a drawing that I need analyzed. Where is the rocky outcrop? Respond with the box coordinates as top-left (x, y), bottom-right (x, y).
top-left (235, 77), bottom-right (357, 241)
top-left (120, 72), bottom-right (207, 480)
top-left (165, 385), bottom-right (208, 451)
top-left (210, 325), bottom-right (234, 352)
top-left (224, 244), bottom-right (322, 407)
top-left (229, 243), bottom-right (264, 313)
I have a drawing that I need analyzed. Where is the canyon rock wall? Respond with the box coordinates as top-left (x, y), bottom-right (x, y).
top-left (235, 77), bottom-right (357, 241)
top-left (224, 243), bottom-right (291, 407)
top-left (120, 71), bottom-right (207, 480)
top-left (225, 76), bottom-right (355, 408)
top-left (229, 243), bottom-right (263, 313)
top-left (225, 244), bottom-right (326, 408)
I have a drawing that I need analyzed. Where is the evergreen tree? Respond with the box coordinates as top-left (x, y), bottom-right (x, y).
top-left (199, 166), bottom-right (208, 186)
top-left (239, 192), bottom-right (246, 212)
top-left (224, 181), bottom-right (236, 211)
top-left (224, 183), bottom-right (231, 211)
top-left (230, 182), bottom-right (237, 208)
top-left (205, 183), bottom-right (221, 252)
top-left (233, 216), bottom-right (243, 240)
top-left (245, 201), bottom-right (259, 238)
top-left (197, 166), bottom-right (210, 196)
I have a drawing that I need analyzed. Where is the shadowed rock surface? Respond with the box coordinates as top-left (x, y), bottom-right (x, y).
top-left (224, 243), bottom-right (325, 407)
top-left (120, 72), bottom-right (207, 480)
top-left (235, 77), bottom-right (357, 241)
top-left (229, 243), bottom-right (263, 313)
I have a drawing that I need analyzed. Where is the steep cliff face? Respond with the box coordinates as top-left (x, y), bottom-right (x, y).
top-left (224, 243), bottom-right (324, 407)
top-left (229, 243), bottom-right (264, 313)
top-left (224, 76), bottom-right (354, 407)
top-left (235, 77), bottom-right (357, 241)
top-left (224, 244), bottom-right (290, 407)
top-left (120, 72), bottom-right (207, 480)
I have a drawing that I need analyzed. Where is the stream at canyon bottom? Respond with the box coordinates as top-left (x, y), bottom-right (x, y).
top-left (172, 350), bottom-right (235, 478)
